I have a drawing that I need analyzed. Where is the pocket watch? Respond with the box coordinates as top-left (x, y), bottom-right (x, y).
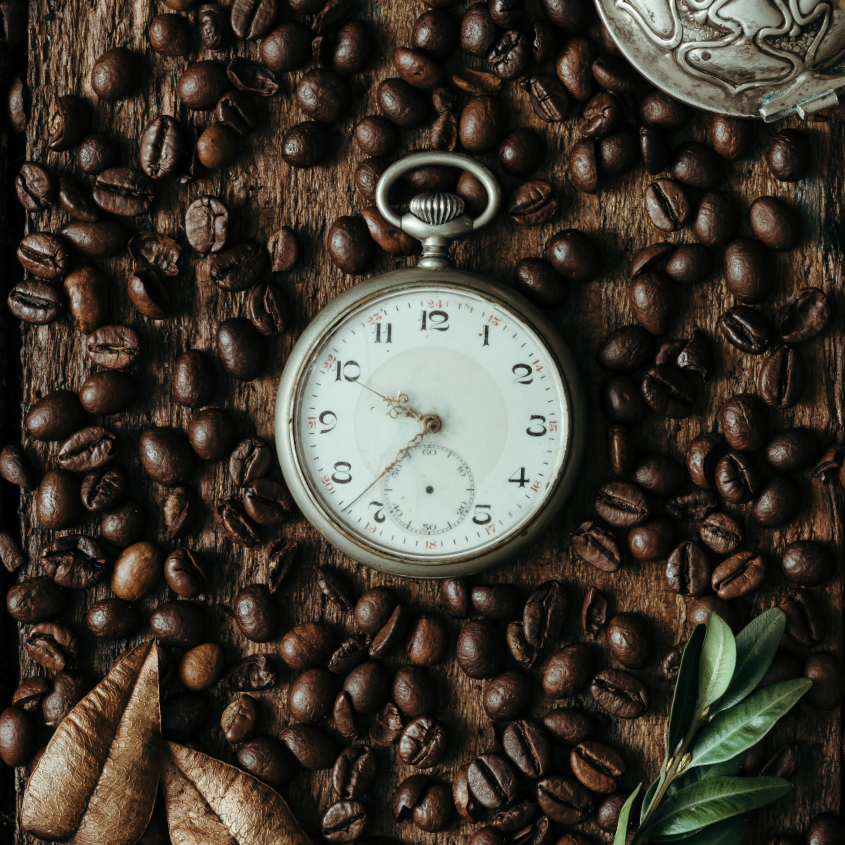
top-left (275, 152), bottom-right (586, 579)
top-left (597, 0), bottom-right (845, 121)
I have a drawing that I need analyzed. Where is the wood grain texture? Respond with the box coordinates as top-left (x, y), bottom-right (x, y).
top-left (11, 1), bottom-right (843, 843)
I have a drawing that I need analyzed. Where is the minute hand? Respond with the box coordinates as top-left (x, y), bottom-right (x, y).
top-left (359, 382), bottom-right (441, 434)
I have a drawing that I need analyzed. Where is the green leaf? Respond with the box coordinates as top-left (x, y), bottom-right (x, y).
top-left (667, 625), bottom-right (707, 759)
top-left (641, 774), bottom-right (665, 824)
top-left (669, 752), bottom-right (744, 799)
top-left (653, 818), bottom-right (747, 845)
top-left (696, 615), bottom-right (737, 718)
top-left (691, 679), bottom-right (812, 769)
top-left (713, 609), bottom-right (786, 715)
top-left (614, 782), bottom-right (642, 845)
top-left (644, 777), bottom-right (792, 837)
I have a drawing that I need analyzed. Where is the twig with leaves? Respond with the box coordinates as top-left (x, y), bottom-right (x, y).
top-left (615, 609), bottom-right (811, 845)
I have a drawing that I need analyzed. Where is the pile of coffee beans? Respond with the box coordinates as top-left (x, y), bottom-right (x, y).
top-left (2, 0), bottom-right (844, 843)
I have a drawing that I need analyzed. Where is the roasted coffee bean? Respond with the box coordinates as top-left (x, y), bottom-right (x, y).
top-left (333, 691), bottom-right (359, 741)
top-left (178, 60), bottom-right (232, 109)
top-left (492, 801), bottom-right (538, 833)
top-left (149, 13), bottom-right (191, 56)
top-left (259, 22), bottom-right (308, 71)
top-left (570, 741), bottom-right (625, 793)
top-left (354, 158), bottom-right (388, 203)
top-left (581, 587), bottom-right (608, 639)
top-left (91, 47), bottom-right (138, 100)
top-left (468, 754), bottom-right (519, 810)
top-left (712, 551), bottom-right (766, 599)
top-left (162, 487), bottom-right (195, 540)
top-left (354, 116), bottom-right (397, 158)
top-left (412, 9), bottom-right (457, 59)
top-left (394, 47), bottom-right (444, 89)
top-left (129, 232), bottom-right (181, 277)
top-left (6, 577), bottom-right (68, 624)
top-left (196, 3), bottom-right (229, 50)
top-left (40, 534), bottom-right (108, 589)
top-left (512, 258), bottom-right (568, 309)
top-left (60, 218), bottom-right (131, 258)
top-left (507, 181), bottom-right (559, 226)
top-left (280, 621), bottom-right (333, 670)
top-left (139, 427), bottom-right (195, 486)
top-left (332, 745), bottom-right (377, 800)
top-left (0, 707), bottom-right (35, 767)
top-left (759, 347), bottom-right (804, 409)
top-left (715, 451), bottom-right (762, 504)
top-left (542, 707), bottom-right (597, 747)
top-left (778, 587), bottom-right (825, 647)
top-left (185, 196), bottom-right (228, 255)
top-left (187, 408), bottom-right (235, 461)
top-left (243, 478), bottom-right (293, 526)
top-left (93, 167), bottom-right (155, 217)
top-left (497, 127), bottom-right (543, 177)
top-left (8, 281), bottom-right (65, 325)
top-left (608, 424), bottom-right (636, 476)
top-left (375, 77), bottom-right (428, 129)
top-left (723, 238), bottom-right (772, 303)
top-left (592, 54), bottom-right (640, 94)
top-left (127, 267), bottom-right (170, 320)
top-left (25, 622), bottom-right (78, 671)
top-left (360, 206), bottom-right (419, 256)
top-left (440, 578), bottom-right (469, 619)
top-left (488, 0), bottom-right (524, 27)
top-left (164, 548), bottom-right (209, 598)
top-left (556, 36), bottom-right (596, 101)
top-left (661, 643), bottom-right (684, 680)
top-left (462, 3), bottom-right (496, 56)
top-left (781, 540), bottom-right (834, 586)
top-left (219, 654), bottom-right (277, 691)
top-left (342, 661), bottom-right (389, 716)
top-left (405, 615), bottom-right (447, 665)
top-left (62, 266), bottom-right (108, 334)
top-left (752, 477), bottom-right (801, 527)
top-left (812, 444), bottom-right (845, 480)
top-left (231, 0), bottom-right (277, 40)
top-left (17, 232), bottom-right (70, 280)
top-left (42, 671), bottom-right (91, 727)
top-left (354, 587), bottom-right (396, 634)
top-left (767, 128), bottom-right (811, 182)
top-left (227, 439), bottom-right (271, 490)
top-left (453, 765), bottom-right (482, 823)
top-left (394, 773), bottom-right (431, 821)
top-left (502, 721), bottom-right (551, 780)
top-left (595, 480), bottom-right (649, 527)
top-left (536, 776), bottom-right (593, 824)
top-left (139, 115), bottom-right (183, 180)
top-left (49, 95), bottom-right (92, 151)
top-left (16, 162), bottom-right (55, 212)
top-left (700, 512), bottom-right (742, 555)
top-left (803, 653), bottom-right (845, 710)
top-left (214, 500), bottom-right (261, 546)
top-left (600, 374), bottom-right (645, 424)
top-left (710, 114), bottom-right (753, 160)
top-left (227, 58), bottom-right (278, 98)
top-left (150, 599), bottom-right (206, 650)
top-left (666, 541), bottom-right (712, 596)
top-left (656, 330), bottom-right (713, 380)
top-left (7, 74), bottom-right (28, 135)
top-left (221, 694), bottom-right (260, 744)
top-left (632, 453), bottom-right (684, 496)
top-left (521, 73), bottom-right (570, 123)
top-left (628, 517), bottom-right (676, 561)
top-left (288, 668), bottom-right (335, 724)
top-left (482, 671), bottom-right (530, 723)
top-left (804, 814), bottom-right (845, 845)
top-left (670, 141), bottom-right (722, 190)
top-left (459, 94), bottom-right (507, 153)
top-left (639, 89), bottom-right (689, 129)
top-left (77, 134), bottom-right (117, 174)
top-left (718, 394), bottom-right (767, 451)
top-left (208, 242), bottom-right (267, 292)
top-left (546, 228), bottom-right (602, 282)
top-left (590, 669), bottom-right (649, 719)
top-left (686, 433), bottom-right (722, 489)
top-left (766, 428), bottom-right (821, 474)
top-left (629, 242), bottom-right (713, 284)
top-left (642, 365), bottom-right (695, 419)
top-left (607, 614), bottom-right (650, 668)
top-left (471, 584), bottom-right (520, 622)
top-left (506, 621), bottom-right (538, 669)
top-left (629, 271), bottom-right (678, 335)
top-left (487, 29), bottom-right (531, 82)
top-left (645, 178), bottom-right (691, 232)
top-left (315, 565), bottom-right (354, 614)
top-left (57, 426), bottom-right (118, 473)
top-left (391, 665), bottom-right (435, 717)
top-left (664, 489), bottom-right (718, 521)
top-left (640, 124), bottom-right (670, 174)
top-left (694, 191), bottom-right (739, 246)
top-left (172, 350), bottom-right (215, 409)
top-left (399, 716), bottom-right (447, 768)
top-left (578, 91), bottom-right (623, 138)
top-left (595, 325), bottom-right (653, 373)
top-left (12, 678), bottom-right (51, 713)
top-left (327, 215), bottom-right (373, 274)
top-left (237, 736), bottom-right (295, 788)
top-left (750, 196), bottom-right (802, 251)
top-left (775, 287), bottom-right (832, 343)
top-left (110, 541), bottom-right (162, 600)
top-left (180, 642), bottom-right (225, 690)
top-left (35, 470), bottom-right (82, 530)
top-left (524, 580), bottom-right (567, 650)
top-left (58, 174), bottom-right (100, 222)
top-left (457, 619), bottom-right (504, 678)
top-left (596, 128), bottom-right (640, 182)
top-left (233, 583), bottom-right (277, 642)
top-left (216, 317), bottom-right (265, 380)
top-left (100, 500), bottom-right (146, 548)
top-left (543, 644), bottom-right (594, 698)
top-left (0, 444), bottom-right (35, 491)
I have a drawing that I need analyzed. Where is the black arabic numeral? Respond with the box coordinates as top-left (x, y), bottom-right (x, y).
top-left (472, 505), bottom-right (492, 525)
top-left (421, 310), bottom-right (449, 331)
top-left (508, 468), bottom-right (529, 487)
top-left (331, 461), bottom-right (352, 484)
top-left (318, 411), bottom-right (337, 433)
top-left (526, 415), bottom-right (547, 437)
top-left (512, 363), bottom-right (533, 384)
top-left (335, 360), bottom-right (361, 382)
top-left (369, 501), bottom-right (385, 523)
top-left (374, 323), bottom-right (392, 343)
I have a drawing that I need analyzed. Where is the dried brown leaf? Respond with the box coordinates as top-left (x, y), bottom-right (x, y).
top-left (21, 640), bottom-right (161, 845)
top-left (161, 741), bottom-right (311, 845)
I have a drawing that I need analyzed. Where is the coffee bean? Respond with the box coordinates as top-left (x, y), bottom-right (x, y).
top-left (629, 242), bottom-right (713, 284)
top-left (775, 287), bottom-right (832, 343)
top-left (542, 707), bottom-right (596, 749)
top-left (595, 480), bottom-right (649, 527)
top-left (178, 60), bottom-right (232, 109)
top-left (278, 622), bottom-right (332, 671)
top-left (812, 444), bottom-right (845, 480)
top-left (761, 744), bottom-right (802, 780)
top-left (15, 162), bottom-right (55, 212)
top-left (160, 486), bottom-right (193, 540)
top-left (24, 622), bottom-right (79, 671)
top-left (342, 661), bottom-right (389, 716)
top-left (6, 576), bottom-right (68, 624)
top-left (12, 679), bottom-right (58, 715)
top-left (110, 541), bottom-right (162, 601)
top-left (779, 587), bottom-right (826, 647)
top-left (359, 206), bottom-right (420, 257)
top-left (77, 134), bottom-right (117, 174)
top-left (543, 644), bottom-right (594, 697)
top-left (658, 330), bottom-right (714, 380)
top-left (60, 219), bottom-right (131, 258)
top-left (17, 232), bottom-right (70, 280)
top-left (150, 599), bottom-right (206, 650)
top-left (640, 124), bottom-right (669, 174)
top-left (180, 642), bottom-right (225, 691)
top-left (570, 741), bottom-right (625, 793)
top-left (91, 46), bottom-right (139, 100)
top-left (629, 271), bottom-right (678, 335)
top-left (710, 115), bottom-right (754, 160)
top-left (139, 427), bottom-right (195, 486)
top-left (556, 36), bottom-right (596, 101)
top-left (457, 619), bottom-right (504, 678)
top-left (573, 520), bottom-right (623, 573)
top-left (287, 668), bottom-right (334, 724)
top-left (524, 580), bottom-right (567, 650)
top-left (460, 94), bottom-right (507, 153)
top-left (510, 258), bottom-right (565, 309)
top-left (642, 365), bottom-right (695, 419)
top-left (377, 77), bottom-right (429, 128)
top-left (505, 623), bottom-right (534, 669)
top-left (664, 489), bottom-right (718, 521)
top-left (577, 92), bottom-right (622, 138)
top-left (232, 583), bottom-right (276, 642)
top-left (536, 776), bottom-right (593, 824)
top-left (461, 3), bottom-right (496, 56)
top-left (804, 814), bottom-right (845, 845)
top-left (7, 281), bottom-right (64, 325)
top-left (170, 351), bottom-right (213, 409)
top-left (214, 499), bottom-right (261, 546)
top-left (49, 95), bottom-right (92, 151)
top-left (715, 450), bottom-right (762, 504)
top-left (686, 433), bottom-right (722, 489)
top-left (595, 325), bottom-right (653, 373)
top-left (487, 30), bottom-right (532, 81)
top-left (593, 54), bottom-right (640, 94)
top-left (699, 512), bottom-right (742, 555)
top-left (546, 228), bottom-right (602, 282)
top-left (24, 390), bottom-right (83, 443)
top-left (99, 499), bottom-right (145, 547)
top-left (0, 707), bottom-right (35, 767)
top-left (471, 584), bottom-right (520, 622)
top-left (149, 13), bottom-right (191, 56)
top-left (207, 242), bottom-right (266, 292)
top-left (521, 73), bottom-right (570, 122)
top-left (469, 754), bottom-right (519, 810)
top-left (412, 9), bottom-right (457, 59)
top-left (590, 668), bottom-right (649, 719)
top-left (500, 721), bottom-right (551, 780)
top-left (236, 736), bottom-right (295, 789)
top-left (42, 671), bottom-right (91, 727)
top-left (58, 174), bottom-right (100, 222)
top-left (126, 267), bottom-right (170, 319)
top-left (243, 478), bottom-right (294, 527)
top-left (162, 549), bottom-right (208, 599)
top-left (216, 317), bottom-right (265, 380)
top-left (767, 128), bottom-right (811, 182)
top-left (607, 613), bottom-right (650, 668)
top-left (39, 534), bottom-right (108, 589)
top-left (231, 0), bottom-right (277, 40)
top-left (226, 58), bottom-right (278, 98)
top-left (60, 266), bottom-right (106, 334)
top-left (766, 428), bottom-right (822, 474)
top-left (496, 127), bottom-right (542, 177)
top-left (751, 476), bottom-right (801, 527)
top-left (580, 587), bottom-right (608, 641)
top-left (35, 470), bottom-right (81, 530)
top-left (437, 578), bottom-right (468, 619)
top-left (758, 346), bottom-right (803, 408)
top-left (639, 89), bottom-right (690, 129)
top-left (402, 615), bottom-right (445, 666)
top-left (670, 141), bottom-right (722, 189)
top-left (331, 745), bottom-right (377, 801)
top-left (693, 191), bottom-right (739, 246)
top-left (186, 408), bottom-right (234, 462)
top-left (597, 128), bottom-right (640, 182)
top-left (221, 694), bottom-right (260, 744)
top-left (7, 75), bottom-right (28, 135)
top-left (645, 178), bottom-right (691, 232)
top-left (781, 540), bottom-right (834, 586)
top-left (712, 551), bottom-right (766, 599)
top-left (393, 46), bottom-right (443, 89)
top-left (327, 215), bottom-right (373, 274)
top-left (353, 587), bottom-right (395, 634)
top-left (94, 167), bottom-right (155, 217)
top-left (0, 444), bottom-right (35, 491)
top-left (600, 374), bottom-right (645, 424)
top-left (219, 654), bottom-right (277, 691)
top-left (491, 800), bottom-right (539, 833)
top-left (399, 716), bottom-right (447, 768)
top-left (452, 765), bottom-right (482, 823)
top-left (803, 653), bottom-right (845, 710)
top-left (489, 0), bottom-right (524, 27)
top-left (508, 181), bottom-right (559, 226)
top-left (718, 394), bottom-right (767, 451)
top-left (608, 425), bottom-right (636, 476)
top-left (666, 541), bottom-right (711, 595)
top-left (628, 517), bottom-right (677, 561)
top-left (749, 195), bottom-right (802, 252)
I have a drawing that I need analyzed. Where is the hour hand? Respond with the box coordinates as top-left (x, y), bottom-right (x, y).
top-left (358, 382), bottom-right (424, 423)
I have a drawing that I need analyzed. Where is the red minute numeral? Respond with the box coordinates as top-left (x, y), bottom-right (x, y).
top-left (530, 480), bottom-right (541, 493)
top-left (321, 475), bottom-right (335, 492)
top-left (488, 315), bottom-right (501, 326)
top-left (426, 299), bottom-right (443, 308)
top-left (321, 354), bottom-right (336, 371)
top-left (365, 313), bottom-right (382, 324)
top-left (532, 359), bottom-right (543, 372)
top-left (425, 540), bottom-right (437, 549)
top-left (486, 524), bottom-right (496, 535)
top-left (365, 522), bottom-right (377, 534)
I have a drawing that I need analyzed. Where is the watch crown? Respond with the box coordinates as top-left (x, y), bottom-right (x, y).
top-left (409, 192), bottom-right (465, 227)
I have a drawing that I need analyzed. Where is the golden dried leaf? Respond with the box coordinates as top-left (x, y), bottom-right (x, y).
top-left (452, 69), bottom-right (503, 94)
top-left (161, 741), bottom-right (311, 845)
top-left (21, 640), bottom-right (161, 845)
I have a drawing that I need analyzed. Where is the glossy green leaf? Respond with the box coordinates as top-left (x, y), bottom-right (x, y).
top-left (653, 817), bottom-right (747, 845)
top-left (644, 777), bottom-right (792, 837)
top-left (696, 615), bottom-right (736, 718)
top-left (641, 773), bottom-right (664, 824)
top-left (667, 625), bottom-right (707, 759)
top-left (614, 782), bottom-right (642, 845)
top-left (691, 679), bottom-right (811, 768)
top-left (669, 752), bottom-right (744, 800)
top-left (713, 609), bottom-right (786, 714)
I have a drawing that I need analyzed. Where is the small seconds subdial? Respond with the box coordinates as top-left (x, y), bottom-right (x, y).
top-left (383, 445), bottom-right (475, 535)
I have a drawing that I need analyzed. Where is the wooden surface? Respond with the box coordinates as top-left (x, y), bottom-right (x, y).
top-left (10, 1), bottom-right (843, 843)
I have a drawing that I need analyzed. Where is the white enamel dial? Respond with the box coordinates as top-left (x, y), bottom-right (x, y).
top-left (291, 283), bottom-right (571, 562)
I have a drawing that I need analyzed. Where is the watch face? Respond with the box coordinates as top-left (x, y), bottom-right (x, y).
top-left (290, 282), bottom-right (572, 564)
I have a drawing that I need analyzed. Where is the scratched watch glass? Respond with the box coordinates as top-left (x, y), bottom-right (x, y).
top-left (292, 283), bottom-right (570, 560)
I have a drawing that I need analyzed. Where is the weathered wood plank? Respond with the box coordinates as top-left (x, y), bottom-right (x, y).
top-left (10, 1), bottom-right (842, 843)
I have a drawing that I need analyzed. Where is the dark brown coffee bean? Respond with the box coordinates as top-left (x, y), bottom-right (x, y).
top-left (0, 707), bottom-right (35, 767)
top-left (570, 740), bottom-right (625, 793)
top-left (93, 167), bottom-right (155, 217)
top-left (460, 94), bottom-right (507, 153)
top-left (0, 444), bottom-right (35, 491)
top-left (227, 58), bottom-right (278, 98)
top-left (666, 541), bottom-right (711, 596)
top-left (752, 476), bottom-right (801, 528)
top-left (491, 800), bottom-right (538, 833)
top-left (91, 47), bottom-right (139, 100)
top-left (630, 242), bottom-right (713, 284)
top-left (25, 390), bottom-right (83, 443)
top-left (597, 128), bottom-right (640, 181)
top-left (217, 654), bottom-right (277, 692)
top-left (178, 60), bottom-right (233, 109)
top-left (457, 619), bottom-right (504, 678)
top-left (60, 218), bottom-right (130, 258)
top-left (594, 480), bottom-right (649, 527)
top-left (628, 517), bottom-right (676, 561)
top-left (461, 3), bottom-right (496, 56)
top-left (15, 162), bottom-right (55, 212)
top-left (42, 671), bottom-right (91, 727)
top-left (629, 271), bottom-right (677, 335)
top-left (35, 470), bottom-right (82, 530)
top-left (606, 614), bottom-right (649, 669)
top-left (642, 365), bottom-right (695, 419)
top-left (171, 350), bottom-right (213, 408)
top-left (8, 281), bottom-right (65, 325)
top-left (487, 29), bottom-right (532, 81)
top-left (214, 499), bottom-right (261, 546)
top-left (353, 586), bottom-right (395, 635)
top-left (6, 576), bottom-right (68, 624)
top-left (432, 580), bottom-right (467, 622)
top-left (288, 668), bottom-right (335, 724)
top-left (497, 127), bottom-right (543, 177)
top-left (243, 478), bottom-right (293, 526)
top-left (718, 394), bottom-right (767, 451)
top-left (17, 232), bottom-right (70, 280)
top-left (712, 551), bottom-right (766, 599)
top-left (231, 0), bottom-right (277, 40)
top-left (670, 141), bottom-right (722, 190)
top-left (715, 451), bottom-right (762, 504)
top-left (24, 622), bottom-right (79, 671)
top-left (510, 259), bottom-right (565, 309)
top-left (595, 325), bottom-right (653, 373)
top-left (686, 433), bottom-right (722, 489)
top-left (39, 534), bottom-right (109, 590)
top-left (767, 129), bottom-right (811, 182)
top-left (83, 598), bottom-right (139, 640)
top-left (343, 661), bottom-right (389, 715)
top-left (645, 178), bottom-right (691, 232)
top-left (216, 317), bottom-right (265, 380)
top-left (236, 736), bottom-right (295, 788)
top-left (279, 621), bottom-right (333, 671)
top-left (777, 587), bottom-right (826, 650)
top-left (126, 267), bottom-right (170, 320)
top-left (775, 287), bottom-right (832, 343)
top-left (482, 670), bottom-right (530, 723)
top-left (209, 242), bottom-right (267, 292)
top-left (6, 74), bottom-right (28, 135)
top-left (759, 744), bottom-right (802, 781)
top-left (76, 134), bottom-right (116, 174)
top-left (600, 374), bottom-right (645, 424)
top-left (185, 196), bottom-right (228, 254)
top-left (571, 520), bottom-right (622, 573)
top-left (536, 776), bottom-right (593, 824)
top-left (150, 599), bottom-right (206, 650)
top-left (334, 693), bottom-right (359, 742)
top-left (502, 721), bottom-right (552, 780)
top-left (149, 13), bottom-right (192, 56)
top-left (332, 745), bottom-right (377, 800)
top-left (592, 54), bottom-right (640, 94)
top-left (723, 238), bottom-right (772, 303)
top-left (507, 180), bottom-right (559, 227)
top-left (759, 346), bottom-right (804, 409)
top-left (471, 584), bottom-right (520, 622)
top-left (781, 540), bottom-right (834, 586)
top-left (377, 77), bottom-right (429, 128)
top-left (403, 615), bottom-right (446, 666)
top-left (232, 583), bottom-right (277, 642)
top-left (327, 215), bottom-right (372, 274)
top-left (803, 654), bottom-right (845, 710)
top-left (608, 424), bottom-right (636, 476)
top-left (221, 694), bottom-right (260, 745)
top-left (161, 485), bottom-right (194, 540)
top-left (412, 9), bottom-right (457, 59)
top-left (694, 191), bottom-right (739, 246)
top-left (161, 549), bottom-right (208, 599)
top-left (665, 489), bottom-right (718, 521)
top-left (128, 231), bottom-right (181, 276)
top-left (710, 115), bottom-right (753, 160)
top-left (139, 115), bottom-right (183, 180)
top-left (100, 500), bottom-right (146, 548)
top-left (399, 716), bottom-right (447, 768)
top-left (699, 512), bottom-right (742, 555)
top-left (639, 89), bottom-right (689, 129)
top-left (638, 124), bottom-right (669, 174)
top-left (766, 428), bottom-right (821, 474)
top-left (393, 46), bottom-right (444, 89)
top-left (468, 754), bottom-right (519, 810)
top-left (658, 330), bottom-right (714, 380)
top-left (590, 669), bottom-right (649, 719)
top-left (58, 174), bottom-right (100, 222)
top-left (542, 707), bottom-right (597, 748)
top-left (49, 95), bottom-right (92, 151)
top-left (139, 427), bottom-right (195, 486)
top-left (520, 73), bottom-right (570, 123)
top-left (545, 228), bottom-right (602, 282)
top-left (543, 644), bottom-right (594, 697)
top-left (556, 36), bottom-right (596, 101)
top-left (578, 91), bottom-right (623, 138)
top-left (750, 196), bottom-right (802, 251)
top-left (524, 580), bottom-right (567, 650)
